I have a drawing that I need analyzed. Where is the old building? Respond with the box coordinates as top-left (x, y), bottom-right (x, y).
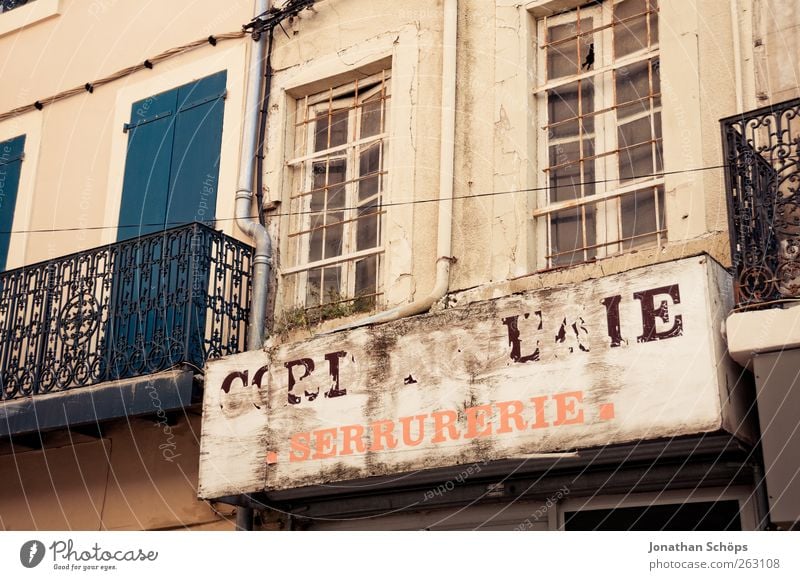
top-left (1, 0), bottom-right (799, 531)
top-left (0, 0), bottom-right (260, 530)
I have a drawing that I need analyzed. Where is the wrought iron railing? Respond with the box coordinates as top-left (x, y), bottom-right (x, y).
top-left (721, 98), bottom-right (800, 309)
top-left (0, 223), bottom-right (252, 400)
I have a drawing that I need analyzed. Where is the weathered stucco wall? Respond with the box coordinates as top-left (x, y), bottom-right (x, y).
top-left (0, 0), bottom-right (254, 268)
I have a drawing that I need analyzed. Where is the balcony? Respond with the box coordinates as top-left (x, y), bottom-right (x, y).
top-left (722, 98), bottom-right (800, 528)
top-left (721, 97), bottom-right (800, 309)
top-left (0, 223), bottom-right (252, 407)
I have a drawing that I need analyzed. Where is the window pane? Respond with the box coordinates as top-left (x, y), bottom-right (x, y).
top-left (322, 266), bottom-right (342, 302)
top-left (355, 254), bottom-right (378, 299)
top-left (550, 162), bottom-right (581, 203)
top-left (324, 213), bottom-right (344, 258)
top-left (356, 205), bottom-right (379, 250)
top-left (619, 142), bottom-right (654, 181)
top-left (618, 115), bottom-right (652, 149)
top-left (549, 139), bottom-right (580, 167)
top-left (550, 207), bottom-right (595, 267)
top-left (547, 26), bottom-right (579, 80)
top-left (620, 189), bottom-right (658, 249)
top-left (360, 99), bottom-right (383, 138)
top-left (327, 158), bottom-right (346, 210)
top-left (308, 214), bottom-right (323, 262)
top-left (306, 268), bottom-right (322, 306)
top-left (313, 114), bottom-right (329, 152)
top-left (614, 0), bottom-right (650, 57)
top-left (329, 110), bottom-right (349, 148)
top-left (616, 60), bottom-right (650, 107)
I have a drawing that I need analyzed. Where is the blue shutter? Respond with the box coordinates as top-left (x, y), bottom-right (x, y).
top-left (117, 70), bottom-right (226, 240)
top-left (166, 70), bottom-right (226, 226)
top-left (117, 88), bottom-right (178, 241)
top-left (0, 135), bottom-right (25, 271)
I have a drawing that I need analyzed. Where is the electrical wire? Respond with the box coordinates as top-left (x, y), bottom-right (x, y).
top-left (0, 31), bottom-right (246, 124)
top-left (0, 162), bottom-right (734, 235)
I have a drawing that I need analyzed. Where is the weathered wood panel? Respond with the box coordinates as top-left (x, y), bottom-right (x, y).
top-left (199, 256), bottom-right (738, 498)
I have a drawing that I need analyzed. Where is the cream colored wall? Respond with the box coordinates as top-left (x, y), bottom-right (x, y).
top-left (0, 414), bottom-right (236, 530)
top-left (0, 0), bottom-right (255, 266)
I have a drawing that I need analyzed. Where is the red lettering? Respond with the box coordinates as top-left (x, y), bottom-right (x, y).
top-left (431, 410), bottom-right (461, 443)
top-left (465, 405), bottom-right (493, 438)
top-left (312, 428), bottom-right (338, 459)
top-left (553, 391), bottom-right (584, 426)
top-left (289, 432), bottom-right (311, 462)
top-left (369, 420), bottom-right (398, 452)
top-left (340, 424), bottom-right (366, 455)
top-left (496, 400), bottom-right (527, 433)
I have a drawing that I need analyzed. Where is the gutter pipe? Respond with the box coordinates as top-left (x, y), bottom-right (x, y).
top-left (234, 0), bottom-right (271, 532)
top-left (329, 0), bottom-right (458, 332)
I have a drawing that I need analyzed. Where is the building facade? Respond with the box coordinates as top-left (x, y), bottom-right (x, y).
top-left (1, 0), bottom-right (799, 531)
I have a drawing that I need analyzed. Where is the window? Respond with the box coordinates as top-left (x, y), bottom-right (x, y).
top-left (534, 0), bottom-right (664, 269)
top-left (117, 70), bottom-right (226, 240)
top-left (0, 134), bottom-right (25, 271)
top-left (285, 70), bottom-right (391, 312)
top-left (0, 0), bottom-right (33, 14)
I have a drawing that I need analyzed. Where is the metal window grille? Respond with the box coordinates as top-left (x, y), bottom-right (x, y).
top-left (285, 70), bottom-right (391, 312)
top-left (534, 0), bottom-right (665, 269)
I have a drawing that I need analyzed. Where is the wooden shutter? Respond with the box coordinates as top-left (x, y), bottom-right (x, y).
top-left (0, 134), bottom-right (25, 271)
top-left (117, 70), bottom-right (227, 241)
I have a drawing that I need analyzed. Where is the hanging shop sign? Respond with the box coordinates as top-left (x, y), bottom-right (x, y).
top-left (198, 256), bottom-right (744, 498)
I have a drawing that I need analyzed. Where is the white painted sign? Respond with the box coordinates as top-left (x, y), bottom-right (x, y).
top-left (198, 256), bottom-right (741, 498)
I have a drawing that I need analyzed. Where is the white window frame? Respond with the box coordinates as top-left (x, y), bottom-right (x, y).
top-left (533, 0), bottom-right (665, 270)
top-left (285, 70), bottom-right (391, 311)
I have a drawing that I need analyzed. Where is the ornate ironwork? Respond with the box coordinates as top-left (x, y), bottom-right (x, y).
top-left (722, 98), bottom-right (800, 308)
top-left (0, 223), bottom-right (252, 400)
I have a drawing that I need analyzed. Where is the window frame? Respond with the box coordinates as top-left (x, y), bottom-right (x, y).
top-left (284, 70), bottom-right (392, 312)
top-left (533, 0), bottom-right (665, 270)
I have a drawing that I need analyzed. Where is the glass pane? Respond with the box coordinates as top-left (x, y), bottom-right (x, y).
top-left (549, 139), bottom-right (580, 167)
top-left (550, 162), bottom-right (581, 203)
top-left (313, 114), bottom-right (329, 152)
top-left (547, 37), bottom-right (578, 80)
top-left (654, 112), bottom-right (663, 172)
top-left (649, 0), bottom-right (659, 45)
top-left (324, 213), bottom-right (344, 259)
top-left (355, 255), bottom-right (378, 308)
top-left (618, 115), bottom-right (652, 149)
top-left (582, 155), bottom-right (596, 198)
top-left (548, 82), bottom-right (578, 125)
top-left (359, 174), bottom-right (380, 201)
top-left (616, 60), bottom-right (650, 107)
top-left (359, 142), bottom-right (381, 176)
top-left (312, 162), bottom-right (326, 196)
top-left (322, 266), bottom-right (342, 303)
top-left (614, 0), bottom-right (649, 57)
top-left (619, 142), bottom-right (654, 181)
top-left (360, 99), bottom-right (383, 138)
top-left (651, 58), bottom-right (660, 93)
top-left (551, 207), bottom-right (595, 267)
top-left (356, 206), bottom-right (379, 250)
top-left (621, 189), bottom-right (658, 249)
top-left (308, 214), bottom-right (323, 262)
top-left (305, 268), bottom-right (322, 306)
top-left (329, 110), bottom-right (349, 148)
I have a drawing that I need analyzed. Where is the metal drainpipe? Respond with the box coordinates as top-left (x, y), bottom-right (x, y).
top-left (235, 0), bottom-right (272, 532)
top-left (327, 0), bottom-right (458, 334)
